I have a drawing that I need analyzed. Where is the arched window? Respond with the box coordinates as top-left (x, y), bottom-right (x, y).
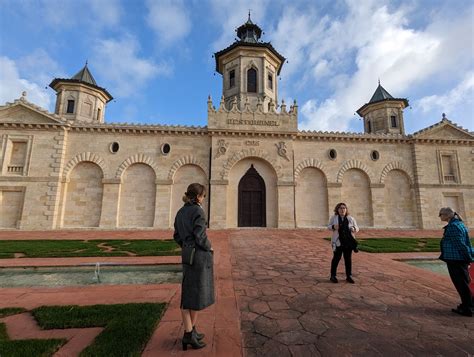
top-left (247, 68), bottom-right (257, 93)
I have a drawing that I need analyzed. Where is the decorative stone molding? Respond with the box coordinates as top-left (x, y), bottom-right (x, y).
top-left (275, 141), bottom-right (290, 161)
top-left (379, 161), bottom-right (414, 185)
top-left (115, 154), bottom-right (159, 179)
top-left (63, 152), bottom-right (107, 179)
top-left (219, 148), bottom-right (283, 180)
top-left (167, 155), bottom-right (207, 181)
top-left (336, 160), bottom-right (374, 183)
top-left (214, 139), bottom-right (229, 159)
top-left (294, 158), bottom-right (328, 181)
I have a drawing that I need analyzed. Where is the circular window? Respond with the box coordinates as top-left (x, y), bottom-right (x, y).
top-left (161, 143), bottom-right (171, 155)
top-left (371, 150), bottom-right (380, 161)
top-left (109, 142), bottom-right (119, 153)
top-left (328, 149), bottom-right (337, 160)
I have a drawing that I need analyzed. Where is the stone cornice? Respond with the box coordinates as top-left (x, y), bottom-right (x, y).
top-left (0, 122), bottom-right (66, 130)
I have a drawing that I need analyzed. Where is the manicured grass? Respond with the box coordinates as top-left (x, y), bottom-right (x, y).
top-left (0, 240), bottom-right (180, 259)
top-left (323, 237), bottom-right (453, 253)
top-left (357, 238), bottom-right (443, 253)
top-left (33, 303), bottom-right (166, 356)
top-left (0, 309), bottom-right (66, 357)
top-left (0, 307), bottom-right (26, 318)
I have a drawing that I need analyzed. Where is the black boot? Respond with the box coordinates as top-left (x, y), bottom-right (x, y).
top-left (182, 330), bottom-right (206, 351)
top-left (193, 326), bottom-right (205, 340)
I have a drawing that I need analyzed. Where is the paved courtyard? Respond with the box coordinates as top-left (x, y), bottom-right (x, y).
top-left (0, 229), bottom-right (472, 356)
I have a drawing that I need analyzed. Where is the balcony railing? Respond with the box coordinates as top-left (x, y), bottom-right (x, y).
top-left (7, 165), bottom-right (24, 174)
top-left (444, 174), bottom-right (457, 183)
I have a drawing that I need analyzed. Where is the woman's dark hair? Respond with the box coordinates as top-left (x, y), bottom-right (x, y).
top-left (182, 183), bottom-right (206, 204)
top-left (334, 202), bottom-right (349, 215)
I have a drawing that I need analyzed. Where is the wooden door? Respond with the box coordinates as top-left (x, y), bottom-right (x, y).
top-left (238, 165), bottom-right (266, 227)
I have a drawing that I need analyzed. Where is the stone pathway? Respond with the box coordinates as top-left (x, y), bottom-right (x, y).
top-left (0, 228), bottom-right (472, 356)
top-left (230, 230), bottom-right (473, 356)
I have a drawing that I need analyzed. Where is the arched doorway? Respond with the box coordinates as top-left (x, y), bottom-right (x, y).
top-left (238, 165), bottom-right (266, 227)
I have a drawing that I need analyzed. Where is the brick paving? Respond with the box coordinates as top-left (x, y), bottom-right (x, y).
top-left (0, 228), bottom-right (472, 356)
top-left (230, 229), bottom-right (473, 356)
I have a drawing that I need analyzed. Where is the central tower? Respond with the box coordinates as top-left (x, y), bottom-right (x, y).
top-left (214, 14), bottom-right (285, 112)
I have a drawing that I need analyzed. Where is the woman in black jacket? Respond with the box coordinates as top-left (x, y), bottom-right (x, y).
top-left (173, 183), bottom-right (215, 350)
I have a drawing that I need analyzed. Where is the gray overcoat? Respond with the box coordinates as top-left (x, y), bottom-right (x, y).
top-left (173, 202), bottom-right (215, 310)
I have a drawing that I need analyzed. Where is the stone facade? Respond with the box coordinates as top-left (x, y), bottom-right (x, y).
top-left (0, 18), bottom-right (473, 230)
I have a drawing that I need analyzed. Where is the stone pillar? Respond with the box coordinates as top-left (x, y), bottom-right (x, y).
top-left (154, 180), bottom-right (173, 228)
top-left (99, 178), bottom-right (121, 228)
top-left (277, 181), bottom-right (295, 228)
top-left (209, 180), bottom-right (228, 229)
top-left (370, 184), bottom-right (385, 227)
top-left (327, 183), bottom-right (342, 218)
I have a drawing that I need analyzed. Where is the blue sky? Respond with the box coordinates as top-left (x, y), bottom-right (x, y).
top-left (0, 0), bottom-right (472, 133)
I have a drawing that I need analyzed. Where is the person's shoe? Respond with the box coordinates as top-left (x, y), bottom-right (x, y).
top-left (193, 326), bottom-right (205, 340)
top-left (346, 276), bottom-right (355, 284)
top-left (182, 331), bottom-right (206, 350)
top-left (451, 307), bottom-right (472, 317)
top-left (330, 276), bottom-right (338, 283)
top-left (354, 248), bottom-right (359, 253)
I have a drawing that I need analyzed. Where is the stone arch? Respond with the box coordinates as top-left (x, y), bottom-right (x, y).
top-left (63, 152), bottom-right (107, 179)
top-left (168, 155), bottom-right (207, 181)
top-left (336, 160), bottom-right (374, 183)
top-left (116, 154), bottom-right (159, 179)
top-left (380, 161), bottom-right (413, 185)
top-left (220, 148), bottom-right (282, 180)
top-left (294, 158), bottom-right (328, 181)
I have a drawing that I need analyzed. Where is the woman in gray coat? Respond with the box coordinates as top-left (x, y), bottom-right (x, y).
top-left (173, 183), bottom-right (215, 350)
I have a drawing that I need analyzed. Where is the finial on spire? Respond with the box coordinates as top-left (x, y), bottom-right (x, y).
top-left (248, 9), bottom-right (251, 20)
top-left (85, 60), bottom-right (88, 66)
top-left (378, 78), bottom-right (380, 85)
top-left (442, 113), bottom-right (446, 119)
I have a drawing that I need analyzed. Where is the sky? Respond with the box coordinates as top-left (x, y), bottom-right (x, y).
top-left (0, 0), bottom-right (473, 134)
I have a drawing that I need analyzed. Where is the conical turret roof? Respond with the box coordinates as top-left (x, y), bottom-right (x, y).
top-left (369, 83), bottom-right (394, 103)
top-left (71, 63), bottom-right (97, 86)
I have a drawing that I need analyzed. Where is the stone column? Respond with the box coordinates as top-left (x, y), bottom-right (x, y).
top-left (370, 183), bottom-right (385, 227)
top-left (209, 179), bottom-right (228, 229)
top-left (277, 181), bottom-right (295, 228)
top-left (154, 179), bottom-right (173, 228)
top-left (99, 178), bottom-right (121, 228)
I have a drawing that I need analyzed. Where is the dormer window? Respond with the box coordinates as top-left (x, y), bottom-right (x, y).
top-left (267, 73), bottom-right (273, 90)
top-left (391, 115), bottom-right (397, 128)
top-left (229, 70), bottom-right (235, 88)
top-left (66, 100), bottom-right (75, 114)
top-left (247, 68), bottom-right (257, 93)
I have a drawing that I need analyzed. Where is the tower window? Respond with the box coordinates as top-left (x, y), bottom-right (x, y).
top-left (391, 115), bottom-right (397, 128)
top-left (367, 120), bottom-right (372, 133)
top-left (97, 108), bottom-right (101, 121)
top-left (66, 100), bottom-right (75, 114)
top-left (247, 68), bottom-right (257, 93)
top-left (229, 70), bottom-right (235, 88)
top-left (267, 73), bottom-right (273, 90)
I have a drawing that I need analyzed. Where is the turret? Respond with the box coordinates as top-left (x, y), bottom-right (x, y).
top-left (49, 63), bottom-right (113, 123)
top-left (357, 82), bottom-right (408, 135)
top-left (214, 13), bottom-right (285, 112)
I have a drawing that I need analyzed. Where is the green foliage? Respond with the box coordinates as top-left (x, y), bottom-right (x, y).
top-left (0, 323), bottom-right (66, 357)
top-left (357, 238), bottom-right (442, 253)
top-left (0, 240), bottom-right (180, 258)
top-left (33, 303), bottom-right (166, 356)
top-left (0, 308), bottom-right (26, 318)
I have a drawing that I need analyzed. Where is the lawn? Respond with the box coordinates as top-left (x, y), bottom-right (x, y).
top-left (0, 240), bottom-right (180, 258)
top-left (0, 303), bottom-right (166, 357)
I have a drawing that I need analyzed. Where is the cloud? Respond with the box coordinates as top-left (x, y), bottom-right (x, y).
top-left (209, 0), bottom-right (271, 51)
top-left (17, 49), bottom-right (64, 87)
top-left (276, 1), bottom-right (474, 132)
top-left (416, 72), bottom-right (474, 116)
top-left (145, 0), bottom-right (191, 45)
top-left (0, 56), bottom-right (52, 109)
top-left (92, 34), bottom-right (172, 97)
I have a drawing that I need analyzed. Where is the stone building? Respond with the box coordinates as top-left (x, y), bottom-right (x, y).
top-left (0, 17), bottom-right (473, 230)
